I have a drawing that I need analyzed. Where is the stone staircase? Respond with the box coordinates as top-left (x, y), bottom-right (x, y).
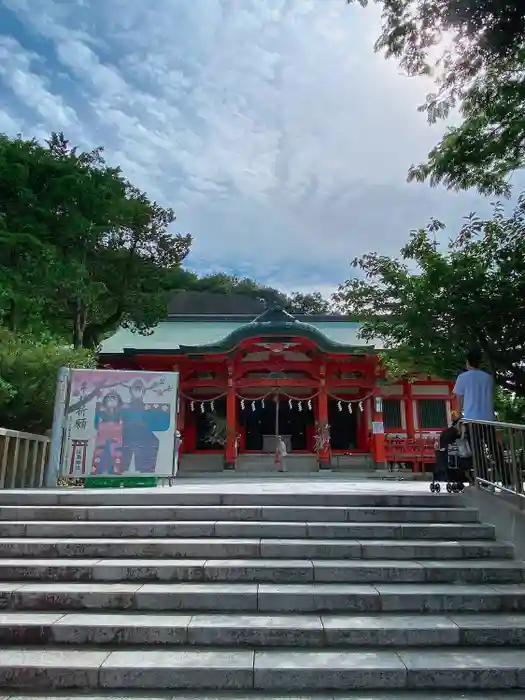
top-left (0, 485), bottom-right (523, 698)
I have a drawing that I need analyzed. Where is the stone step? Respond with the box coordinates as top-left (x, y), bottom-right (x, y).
top-left (4, 693), bottom-right (525, 700)
top-left (0, 490), bottom-right (459, 507)
top-left (0, 646), bottom-right (524, 690)
top-left (0, 538), bottom-right (511, 560)
top-left (3, 581), bottom-right (525, 612)
top-left (0, 521), bottom-right (495, 540)
top-left (0, 611), bottom-right (523, 647)
top-left (5, 693), bottom-right (525, 700)
top-left (0, 505), bottom-right (480, 522)
top-left (0, 558), bottom-right (522, 584)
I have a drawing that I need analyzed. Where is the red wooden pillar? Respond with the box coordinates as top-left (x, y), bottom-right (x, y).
top-left (225, 373), bottom-right (237, 467)
top-left (403, 380), bottom-right (415, 438)
top-left (371, 392), bottom-right (386, 466)
top-left (364, 396), bottom-right (372, 452)
top-left (403, 379), bottom-right (419, 473)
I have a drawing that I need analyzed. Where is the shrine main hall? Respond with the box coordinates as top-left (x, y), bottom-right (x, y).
top-left (99, 292), bottom-right (453, 474)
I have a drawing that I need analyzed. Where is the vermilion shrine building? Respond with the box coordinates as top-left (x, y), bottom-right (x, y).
top-left (99, 292), bottom-right (453, 474)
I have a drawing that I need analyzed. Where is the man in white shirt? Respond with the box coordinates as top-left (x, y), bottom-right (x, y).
top-left (453, 349), bottom-right (494, 422)
top-left (452, 349), bottom-right (505, 484)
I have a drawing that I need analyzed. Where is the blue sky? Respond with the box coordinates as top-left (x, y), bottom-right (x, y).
top-left (0, 0), bottom-right (503, 296)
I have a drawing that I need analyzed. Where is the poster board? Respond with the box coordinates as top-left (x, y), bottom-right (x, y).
top-left (61, 369), bottom-right (179, 480)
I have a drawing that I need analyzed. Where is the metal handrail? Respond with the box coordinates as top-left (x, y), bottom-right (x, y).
top-left (0, 427), bottom-right (50, 442)
top-left (462, 418), bottom-right (525, 501)
top-left (463, 418), bottom-right (525, 431)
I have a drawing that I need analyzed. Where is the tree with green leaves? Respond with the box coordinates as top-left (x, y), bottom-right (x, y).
top-left (287, 291), bottom-right (332, 315)
top-left (333, 193), bottom-right (525, 394)
top-left (173, 272), bottom-right (333, 315)
top-left (495, 390), bottom-right (525, 424)
top-left (189, 273), bottom-right (291, 309)
top-left (0, 329), bottom-right (96, 433)
top-left (347, 0), bottom-right (525, 195)
top-left (0, 132), bottom-right (191, 347)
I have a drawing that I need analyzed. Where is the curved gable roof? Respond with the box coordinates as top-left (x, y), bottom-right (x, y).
top-left (177, 306), bottom-right (374, 356)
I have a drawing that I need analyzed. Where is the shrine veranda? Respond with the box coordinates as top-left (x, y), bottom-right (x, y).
top-left (94, 294), bottom-right (452, 475)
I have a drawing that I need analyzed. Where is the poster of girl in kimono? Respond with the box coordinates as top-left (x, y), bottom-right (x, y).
top-left (63, 369), bottom-right (178, 478)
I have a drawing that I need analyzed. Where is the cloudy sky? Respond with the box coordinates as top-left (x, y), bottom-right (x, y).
top-left (0, 0), bottom-right (499, 295)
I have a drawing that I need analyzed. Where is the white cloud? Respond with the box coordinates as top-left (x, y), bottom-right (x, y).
top-left (0, 0), bottom-right (496, 293)
top-left (0, 35), bottom-right (80, 132)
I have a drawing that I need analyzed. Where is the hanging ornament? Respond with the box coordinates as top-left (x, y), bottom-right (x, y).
top-left (190, 401), bottom-right (195, 412)
top-left (200, 403), bottom-right (205, 414)
top-left (298, 401), bottom-right (303, 412)
top-left (337, 401), bottom-right (342, 412)
top-left (359, 401), bottom-right (364, 412)
top-left (251, 401), bottom-right (256, 412)
top-left (348, 402), bottom-right (353, 413)
top-left (288, 399), bottom-right (293, 410)
top-left (240, 399), bottom-right (245, 410)
top-left (308, 399), bottom-right (312, 411)
top-left (210, 400), bottom-right (215, 412)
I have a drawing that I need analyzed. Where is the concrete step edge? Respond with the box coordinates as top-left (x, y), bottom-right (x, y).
top-left (0, 646), bottom-right (524, 690)
top-left (3, 693), bottom-right (523, 700)
top-left (3, 693), bottom-right (524, 700)
top-left (0, 610), bottom-right (524, 646)
top-left (0, 558), bottom-right (522, 586)
top-left (3, 581), bottom-right (525, 614)
top-left (0, 494), bottom-right (462, 508)
top-left (0, 505), bottom-right (481, 525)
top-left (0, 522), bottom-right (495, 540)
top-left (0, 541), bottom-right (513, 563)
top-left (0, 537), bottom-right (501, 543)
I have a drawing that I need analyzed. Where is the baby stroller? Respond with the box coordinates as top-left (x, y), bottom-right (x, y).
top-left (430, 419), bottom-right (472, 493)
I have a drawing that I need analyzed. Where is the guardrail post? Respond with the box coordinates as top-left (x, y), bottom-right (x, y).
top-left (45, 366), bottom-right (70, 488)
top-left (0, 435), bottom-right (8, 489)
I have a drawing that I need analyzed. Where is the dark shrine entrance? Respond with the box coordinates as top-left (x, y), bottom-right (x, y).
top-left (195, 397), bottom-right (227, 450)
top-left (328, 398), bottom-right (358, 450)
top-left (242, 398), bottom-right (314, 451)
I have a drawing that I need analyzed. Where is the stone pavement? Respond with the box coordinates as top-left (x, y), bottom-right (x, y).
top-left (0, 479), bottom-right (522, 698)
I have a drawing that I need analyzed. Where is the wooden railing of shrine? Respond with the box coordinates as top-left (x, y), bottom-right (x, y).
top-left (0, 428), bottom-right (50, 488)
top-left (385, 435), bottom-right (437, 471)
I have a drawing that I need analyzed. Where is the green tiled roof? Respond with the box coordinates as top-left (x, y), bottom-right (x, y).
top-left (100, 315), bottom-right (382, 356)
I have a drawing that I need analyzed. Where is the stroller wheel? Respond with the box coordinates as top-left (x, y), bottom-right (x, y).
top-left (446, 483), bottom-right (453, 493)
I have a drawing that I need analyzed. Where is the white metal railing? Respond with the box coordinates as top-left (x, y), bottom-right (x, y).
top-left (464, 419), bottom-right (525, 503)
top-left (0, 428), bottom-right (50, 489)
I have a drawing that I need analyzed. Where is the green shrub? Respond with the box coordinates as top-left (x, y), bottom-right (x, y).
top-left (0, 330), bottom-right (96, 434)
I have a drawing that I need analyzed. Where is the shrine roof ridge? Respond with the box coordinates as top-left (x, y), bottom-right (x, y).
top-left (99, 315), bottom-right (382, 358)
top-left (171, 305), bottom-right (373, 356)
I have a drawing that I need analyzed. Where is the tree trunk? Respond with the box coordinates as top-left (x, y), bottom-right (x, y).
top-left (73, 299), bottom-right (88, 348)
top-left (6, 299), bottom-right (17, 332)
top-left (83, 304), bottom-right (124, 350)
